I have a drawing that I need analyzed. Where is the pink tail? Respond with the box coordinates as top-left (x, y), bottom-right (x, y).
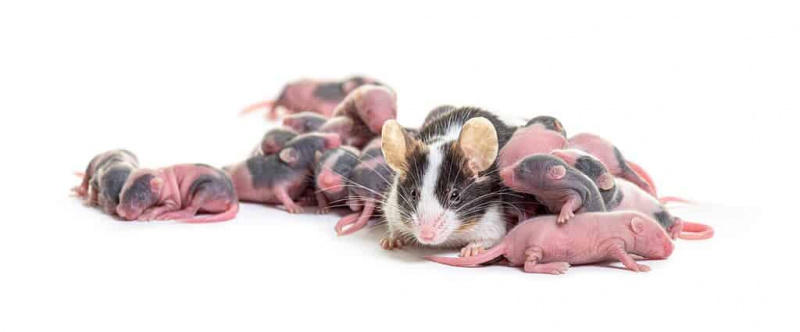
top-left (678, 219), bottom-right (714, 240)
top-left (335, 201), bottom-right (375, 236)
top-left (239, 100), bottom-right (275, 116)
top-left (179, 203), bottom-right (240, 223)
top-left (659, 196), bottom-right (693, 205)
top-left (625, 160), bottom-right (658, 196)
top-left (426, 242), bottom-right (507, 267)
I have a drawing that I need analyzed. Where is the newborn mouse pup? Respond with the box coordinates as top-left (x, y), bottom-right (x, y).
top-left (335, 139), bottom-right (395, 235)
top-left (116, 164), bottom-right (238, 222)
top-left (73, 149), bottom-right (140, 215)
top-left (227, 133), bottom-right (342, 213)
top-left (429, 211), bottom-right (675, 274)
top-left (500, 154), bottom-right (606, 224)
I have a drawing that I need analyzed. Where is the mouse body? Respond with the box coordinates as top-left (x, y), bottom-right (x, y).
top-left (73, 149), bottom-right (140, 215)
top-left (241, 76), bottom-right (382, 120)
top-left (116, 164), bottom-right (238, 222)
top-left (282, 112), bottom-right (328, 133)
top-left (500, 154), bottom-right (606, 224)
top-left (428, 211), bottom-right (675, 274)
top-left (227, 133), bottom-right (342, 213)
top-left (318, 84), bottom-right (397, 148)
top-left (380, 106), bottom-right (515, 257)
top-left (335, 138), bottom-right (395, 235)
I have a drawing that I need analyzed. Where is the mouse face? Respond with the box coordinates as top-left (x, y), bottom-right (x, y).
top-left (116, 170), bottom-right (163, 220)
top-left (382, 115), bottom-right (504, 247)
top-left (99, 165), bottom-right (134, 207)
top-left (315, 147), bottom-right (360, 197)
top-left (500, 154), bottom-right (568, 192)
top-left (630, 215), bottom-right (675, 259)
top-left (261, 127), bottom-right (298, 155)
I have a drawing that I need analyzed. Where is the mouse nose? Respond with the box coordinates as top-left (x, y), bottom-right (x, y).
top-left (419, 225), bottom-right (437, 241)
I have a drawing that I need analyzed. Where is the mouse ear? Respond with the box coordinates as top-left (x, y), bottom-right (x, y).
top-left (382, 120), bottom-right (415, 173)
top-left (279, 148), bottom-right (300, 166)
top-left (630, 217), bottom-right (645, 234)
top-left (548, 165), bottom-right (567, 180)
top-left (457, 117), bottom-right (498, 175)
top-left (596, 173), bottom-right (615, 190)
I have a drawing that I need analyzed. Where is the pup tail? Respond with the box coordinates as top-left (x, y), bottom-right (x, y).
top-left (676, 218), bottom-right (714, 240)
top-left (335, 201), bottom-right (376, 236)
top-left (239, 100), bottom-right (276, 117)
top-left (659, 196), bottom-right (694, 205)
top-left (426, 242), bottom-right (507, 267)
top-left (179, 203), bottom-right (240, 223)
top-left (624, 160), bottom-right (658, 196)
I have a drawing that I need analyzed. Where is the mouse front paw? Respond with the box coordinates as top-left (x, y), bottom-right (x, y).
top-left (557, 209), bottom-right (574, 224)
top-left (460, 243), bottom-right (485, 257)
top-left (380, 237), bottom-right (405, 250)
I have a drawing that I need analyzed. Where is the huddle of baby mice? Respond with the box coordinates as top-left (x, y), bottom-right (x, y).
top-left (72, 74), bottom-right (713, 275)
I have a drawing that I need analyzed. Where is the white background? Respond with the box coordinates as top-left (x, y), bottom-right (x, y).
top-left (1, 1), bottom-right (799, 331)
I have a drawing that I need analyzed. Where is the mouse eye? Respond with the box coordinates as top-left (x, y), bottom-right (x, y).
top-left (407, 188), bottom-right (418, 198)
top-left (449, 189), bottom-right (461, 204)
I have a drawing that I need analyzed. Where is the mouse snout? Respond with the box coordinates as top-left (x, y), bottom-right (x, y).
top-left (662, 238), bottom-right (675, 258)
top-left (499, 167), bottom-right (515, 186)
top-left (317, 170), bottom-right (342, 192)
top-left (419, 225), bottom-right (437, 241)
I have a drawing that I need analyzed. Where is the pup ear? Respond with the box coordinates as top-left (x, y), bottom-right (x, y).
top-left (314, 151), bottom-right (323, 164)
top-left (596, 173), bottom-right (615, 190)
top-left (279, 148), bottom-right (300, 166)
top-left (381, 120), bottom-right (414, 173)
top-left (150, 177), bottom-right (164, 192)
top-left (548, 165), bottom-right (567, 180)
top-left (630, 217), bottom-right (645, 234)
top-left (457, 117), bottom-right (498, 174)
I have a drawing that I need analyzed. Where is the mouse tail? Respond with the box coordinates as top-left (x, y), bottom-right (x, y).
top-left (624, 160), bottom-right (658, 196)
top-left (676, 218), bottom-right (714, 240)
top-left (335, 201), bottom-right (375, 236)
top-left (426, 242), bottom-right (507, 267)
top-left (659, 196), bottom-right (694, 205)
top-left (239, 100), bottom-right (276, 117)
top-left (179, 203), bottom-right (240, 223)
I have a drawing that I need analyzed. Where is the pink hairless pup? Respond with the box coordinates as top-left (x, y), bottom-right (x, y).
top-left (428, 211), bottom-right (675, 274)
top-left (116, 164), bottom-right (239, 222)
top-left (240, 76), bottom-right (382, 120)
top-left (319, 85), bottom-right (397, 148)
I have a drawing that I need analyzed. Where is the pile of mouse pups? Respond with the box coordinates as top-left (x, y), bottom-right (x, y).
top-left (73, 75), bottom-right (713, 275)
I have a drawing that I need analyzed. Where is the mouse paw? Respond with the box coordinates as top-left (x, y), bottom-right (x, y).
top-left (380, 237), bottom-right (404, 250)
top-left (524, 262), bottom-right (570, 275)
top-left (460, 243), bottom-right (485, 257)
top-left (285, 204), bottom-right (304, 214)
top-left (557, 209), bottom-right (574, 224)
top-left (634, 263), bottom-right (651, 272)
top-left (316, 206), bottom-right (330, 215)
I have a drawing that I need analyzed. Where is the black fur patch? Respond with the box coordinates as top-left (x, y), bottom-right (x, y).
top-left (433, 143), bottom-right (500, 223)
top-left (312, 82), bottom-right (347, 101)
top-left (418, 106), bottom-right (514, 148)
top-left (653, 209), bottom-right (675, 230)
top-left (120, 174), bottom-right (156, 210)
top-left (246, 156), bottom-right (295, 189)
top-left (101, 166), bottom-right (132, 205)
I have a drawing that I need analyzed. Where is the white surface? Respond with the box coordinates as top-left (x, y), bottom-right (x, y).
top-left (1, 1), bottom-right (799, 331)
